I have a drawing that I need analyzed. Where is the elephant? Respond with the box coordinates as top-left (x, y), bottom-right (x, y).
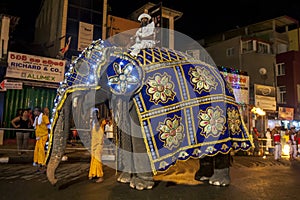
top-left (45, 38), bottom-right (253, 190)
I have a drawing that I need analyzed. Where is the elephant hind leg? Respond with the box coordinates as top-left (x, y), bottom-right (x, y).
top-left (209, 153), bottom-right (231, 187)
top-left (208, 168), bottom-right (230, 186)
top-left (195, 156), bottom-right (214, 181)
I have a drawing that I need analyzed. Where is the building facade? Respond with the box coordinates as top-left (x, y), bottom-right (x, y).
top-left (200, 16), bottom-right (300, 131)
top-left (276, 51), bottom-right (300, 123)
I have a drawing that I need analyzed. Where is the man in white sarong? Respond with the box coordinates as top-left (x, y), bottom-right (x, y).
top-left (130, 12), bottom-right (156, 56)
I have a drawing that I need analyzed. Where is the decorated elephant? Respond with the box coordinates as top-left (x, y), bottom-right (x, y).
top-left (45, 31), bottom-right (253, 190)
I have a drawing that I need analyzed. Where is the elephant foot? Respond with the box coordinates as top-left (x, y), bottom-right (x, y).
top-left (194, 168), bottom-right (212, 182)
top-left (196, 176), bottom-right (211, 181)
top-left (194, 170), bottom-right (212, 181)
top-left (209, 168), bottom-right (230, 187)
top-left (117, 172), bottom-right (132, 184)
top-left (129, 173), bottom-right (155, 191)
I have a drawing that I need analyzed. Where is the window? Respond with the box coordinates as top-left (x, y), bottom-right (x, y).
top-left (67, 20), bottom-right (79, 35)
top-left (276, 63), bottom-right (285, 76)
top-left (92, 0), bottom-right (102, 11)
top-left (257, 42), bottom-right (269, 54)
top-left (226, 48), bottom-right (234, 56)
top-left (80, 9), bottom-right (91, 23)
top-left (277, 86), bottom-right (287, 104)
top-left (80, 0), bottom-right (92, 9)
top-left (242, 40), bottom-right (254, 53)
top-left (277, 43), bottom-right (288, 54)
top-left (69, 0), bottom-right (81, 6)
top-left (68, 6), bottom-right (79, 20)
top-left (92, 12), bottom-right (101, 25)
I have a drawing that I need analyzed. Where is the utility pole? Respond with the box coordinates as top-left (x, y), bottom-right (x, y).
top-left (102, 0), bottom-right (107, 40)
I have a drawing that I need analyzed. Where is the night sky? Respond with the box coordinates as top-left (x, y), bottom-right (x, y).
top-left (2, 0), bottom-right (300, 42)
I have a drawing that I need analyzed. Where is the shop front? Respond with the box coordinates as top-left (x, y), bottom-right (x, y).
top-left (1, 51), bottom-right (66, 139)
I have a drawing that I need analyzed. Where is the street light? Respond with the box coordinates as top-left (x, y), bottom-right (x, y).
top-left (251, 107), bottom-right (266, 116)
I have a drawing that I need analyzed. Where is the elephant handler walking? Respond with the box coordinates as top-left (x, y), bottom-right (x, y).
top-left (272, 124), bottom-right (282, 161)
top-left (33, 107), bottom-right (50, 172)
top-left (88, 108), bottom-right (106, 183)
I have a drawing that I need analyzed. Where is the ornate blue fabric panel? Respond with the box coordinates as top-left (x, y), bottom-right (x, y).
top-left (134, 47), bottom-right (189, 66)
top-left (133, 57), bottom-right (252, 174)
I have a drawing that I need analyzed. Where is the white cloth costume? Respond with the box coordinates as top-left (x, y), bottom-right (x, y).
top-left (105, 123), bottom-right (113, 139)
top-left (130, 13), bottom-right (156, 56)
top-left (265, 129), bottom-right (272, 152)
top-left (33, 113), bottom-right (43, 128)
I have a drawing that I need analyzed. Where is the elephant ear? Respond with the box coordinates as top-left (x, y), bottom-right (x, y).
top-left (106, 53), bottom-right (144, 97)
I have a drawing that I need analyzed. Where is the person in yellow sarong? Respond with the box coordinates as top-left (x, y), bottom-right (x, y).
top-left (33, 107), bottom-right (50, 172)
top-left (88, 108), bottom-right (106, 183)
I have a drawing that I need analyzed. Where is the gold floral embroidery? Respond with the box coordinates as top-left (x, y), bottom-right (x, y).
top-left (158, 116), bottom-right (184, 150)
top-left (159, 161), bottom-right (169, 169)
top-left (227, 107), bottom-right (241, 134)
top-left (198, 106), bottom-right (226, 137)
top-left (192, 148), bottom-right (202, 156)
top-left (189, 66), bottom-right (217, 93)
top-left (221, 144), bottom-right (229, 151)
top-left (205, 146), bottom-right (216, 153)
top-left (146, 72), bottom-right (175, 104)
top-left (178, 151), bottom-right (189, 159)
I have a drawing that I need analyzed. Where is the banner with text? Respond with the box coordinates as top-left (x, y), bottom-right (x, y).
top-left (221, 72), bottom-right (249, 104)
top-left (6, 52), bottom-right (65, 83)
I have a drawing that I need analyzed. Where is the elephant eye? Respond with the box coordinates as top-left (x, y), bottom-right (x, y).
top-left (74, 59), bottom-right (90, 76)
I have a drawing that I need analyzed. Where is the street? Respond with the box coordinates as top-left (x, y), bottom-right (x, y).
top-left (0, 155), bottom-right (300, 200)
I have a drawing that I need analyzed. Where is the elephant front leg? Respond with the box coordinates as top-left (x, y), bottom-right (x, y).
top-left (117, 131), bottom-right (155, 190)
top-left (116, 100), bottom-right (155, 190)
top-left (117, 129), bottom-right (134, 184)
top-left (129, 135), bottom-right (154, 190)
top-left (130, 172), bottom-right (154, 190)
top-left (128, 105), bottom-right (155, 190)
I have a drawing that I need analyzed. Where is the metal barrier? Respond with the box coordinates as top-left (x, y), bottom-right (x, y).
top-left (0, 128), bottom-right (35, 131)
top-left (257, 138), bottom-right (274, 155)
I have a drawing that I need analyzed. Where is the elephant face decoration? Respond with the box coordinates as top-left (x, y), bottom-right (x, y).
top-left (46, 29), bottom-right (253, 190)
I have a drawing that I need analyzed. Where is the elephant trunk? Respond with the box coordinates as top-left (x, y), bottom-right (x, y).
top-left (47, 97), bottom-right (71, 185)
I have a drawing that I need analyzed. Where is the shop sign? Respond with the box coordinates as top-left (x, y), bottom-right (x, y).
top-left (278, 107), bottom-right (294, 120)
top-left (0, 79), bottom-right (23, 91)
top-left (254, 84), bottom-right (276, 111)
top-left (221, 72), bottom-right (249, 104)
top-left (78, 22), bottom-right (94, 51)
top-left (6, 52), bottom-right (65, 83)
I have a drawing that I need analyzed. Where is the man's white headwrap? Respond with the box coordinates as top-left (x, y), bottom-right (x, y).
top-left (138, 13), bottom-right (151, 21)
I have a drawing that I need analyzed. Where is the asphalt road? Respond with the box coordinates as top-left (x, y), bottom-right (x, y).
top-left (0, 156), bottom-right (300, 200)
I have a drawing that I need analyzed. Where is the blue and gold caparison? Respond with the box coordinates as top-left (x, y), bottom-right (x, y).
top-left (49, 39), bottom-right (253, 174)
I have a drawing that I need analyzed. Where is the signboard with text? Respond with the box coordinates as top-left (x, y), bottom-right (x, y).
top-left (221, 72), bottom-right (249, 104)
top-left (0, 80), bottom-right (23, 91)
top-left (278, 107), bottom-right (294, 120)
top-left (78, 22), bottom-right (94, 51)
top-left (254, 84), bottom-right (276, 111)
top-left (6, 52), bottom-right (65, 83)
